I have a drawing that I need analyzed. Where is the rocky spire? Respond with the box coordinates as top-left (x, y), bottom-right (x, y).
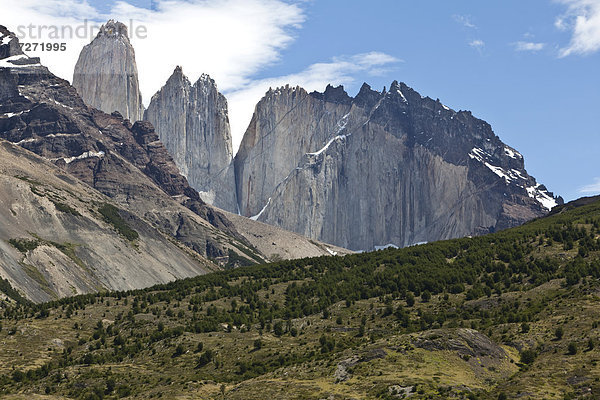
top-left (144, 67), bottom-right (237, 212)
top-left (72, 20), bottom-right (144, 122)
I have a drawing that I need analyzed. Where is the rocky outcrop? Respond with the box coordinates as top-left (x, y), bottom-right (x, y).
top-left (144, 67), bottom-right (237, 212)
top-left (72, 20), bottom-right (144, 122)
top-left (234, 82), bottom-right (562, 251)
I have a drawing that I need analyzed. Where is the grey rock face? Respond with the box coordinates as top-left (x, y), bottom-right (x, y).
top-left (72, 20), bottom-right (144, 122)
top-left (144, 67), bottom-right (237, 212)
top-left (234, 81), bottom-right (562, 251)
top-left (235, 84), bottom-right (353, 217)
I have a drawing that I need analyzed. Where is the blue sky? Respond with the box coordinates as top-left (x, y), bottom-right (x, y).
top-left (4, 0), bottom-right (599, 201)
top-left (258, 1), bottom-right (600, 203)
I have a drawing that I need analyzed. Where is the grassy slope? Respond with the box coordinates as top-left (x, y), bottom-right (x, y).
top-left (0, 200), bottom-right (599, 399)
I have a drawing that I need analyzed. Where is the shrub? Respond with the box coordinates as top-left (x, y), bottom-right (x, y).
top-left (421, 290), bottom-right (431, 302)
top-left (568, 342), bottom-right (578, 355)
top-left (196, 349), bottom-right (214, 368)
top-left (520, 349), bottom-right (536, 365)
top-left (196, 342), bottom-right (204, 353)
top-left (98, 203), bottom-right (139, 241)
top-left (173, 344), bottom-right (185, 357)
top-left (51, 200), bottom-right (81, 216)
top-left (273, 321), bottom-right (284, 336)
top-left (8, 238), bottom-right (39, 253)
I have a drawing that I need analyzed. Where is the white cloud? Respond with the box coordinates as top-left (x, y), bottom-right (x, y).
top-left (514, 41), bottom-right (546, 52)
top-left (1, 0), bottom-right (106, 81)
top-left (112, 0), bottom-right (305, 96)
top-left (1, 0), bottom-right (398, 152)
top-left (579, 177), bottom-right (600, 194)
top-left (1, 0), bottom-right (305, 96)
top-left (453, 14), bottom-right (476, 29)
top-left (226, 52), bottom-right (400, 151)
top-left (469, 39), bottom-right (485, 52)
top-left (555, 0), bottom-right (600, 57)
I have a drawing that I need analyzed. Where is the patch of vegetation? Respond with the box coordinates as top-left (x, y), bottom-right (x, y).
top-left (14, 175), bottom-right (41, 185)
top-left (229, 241), bottom-right (265, 264)
top-left (98, 203), bottom-right (139, 242)
top-left (50, 199), bottom-right (81, 216)
top-left (48, 241), bottom-right (88, 272)
top-left (8, 238), bottom-right (40, 253)
top-left (225, 249), bottom-right (255, 269)
top-left (0, 277), bottom-right (29, 305)
top-left (29, 185), bottom-right (45, 198)
top-left (0, 199), bottom-right (599, 399)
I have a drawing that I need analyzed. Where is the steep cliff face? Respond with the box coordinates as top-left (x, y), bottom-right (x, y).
top-left (235, 84), bottom-right (353, 217)
top-left (235, 81), bottom-right (562, 250)
top-left (144, 67), bottom-right (237, 212)
top-left (72, 20), bottom-right (144, 122)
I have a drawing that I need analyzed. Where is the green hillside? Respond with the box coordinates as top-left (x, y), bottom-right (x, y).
top-left (1, 198), bottom-right (600, 399)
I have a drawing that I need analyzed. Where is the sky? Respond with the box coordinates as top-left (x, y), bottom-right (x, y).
top-left (1, 0), bottom-right (599, 202)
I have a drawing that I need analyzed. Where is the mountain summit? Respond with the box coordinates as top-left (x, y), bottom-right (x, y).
top-left (234, 82), bottom-right (562, 250)
top-left (144, 67), bottom-right (237, 212)
top-left (72, 20), bottom-right (144, 122)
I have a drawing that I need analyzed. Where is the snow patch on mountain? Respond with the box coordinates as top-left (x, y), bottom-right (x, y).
top-left (308, 135), bottom-right (349, 157)
top-left (250, 197), bottom-right (271, 221)
top-left (504, 146), bottom-right (522, 159)
top-left (526, 185), bottom-right (558, 211)
top-left (0, 55), bottom-right (41, 68)
top-left (61, 151), bottom-right (106, 164)
top-left (470, 147), bottom-right (557, 211)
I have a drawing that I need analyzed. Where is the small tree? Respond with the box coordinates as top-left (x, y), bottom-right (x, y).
top-left (273, 321), bottom-right (284, 336)
top-left (568, 342), bottom-right (578, 355)
top-left (357, 324), bottom-right (366, 337)
top-left (196, 349), bottom-right (214, 368)
top-left (555, 326), bottom-right (564, 340)
top-left (406, 293), bottom-right (415, 307)
top-left (520, 349), bottom-right (536, 365)
top-left (587, 338), bottom-right (595, 351)
top-left (173, 344), bottom-right (185, 357)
